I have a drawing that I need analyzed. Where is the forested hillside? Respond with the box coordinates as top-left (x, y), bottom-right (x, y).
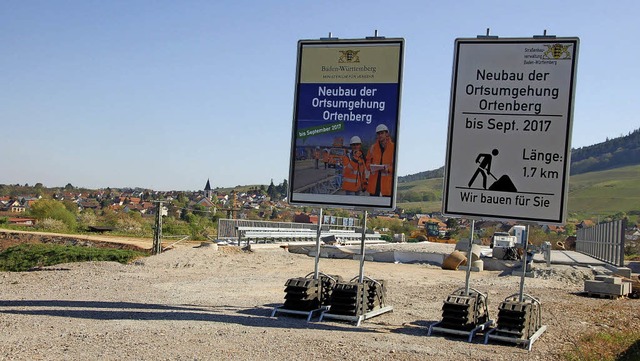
top-left (570, 128), bottom-right (640, 175)
top-left (398, 166), bottom-right (444, 183)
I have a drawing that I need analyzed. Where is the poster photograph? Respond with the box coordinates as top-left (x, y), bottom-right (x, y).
top-left (288, 38), bottom-right (404, 209)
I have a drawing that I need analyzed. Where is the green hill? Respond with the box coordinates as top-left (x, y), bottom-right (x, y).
top-left (396, 164), bottom-right (640, 218)
top-left (567, 164), bottom-right (640, 217)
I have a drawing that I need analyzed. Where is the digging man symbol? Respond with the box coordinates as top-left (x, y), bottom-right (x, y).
top-left (467, 148), bottom-right (518, 192)
top-left (468, 149), bottom-right (499, 189)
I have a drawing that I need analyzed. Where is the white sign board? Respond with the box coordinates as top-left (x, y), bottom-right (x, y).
top-left (443, 37), bottom-right (579, 224)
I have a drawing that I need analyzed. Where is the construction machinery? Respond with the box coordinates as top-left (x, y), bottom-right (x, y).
top-left (327, 147), bottom-right (346, 168)
top-left (491, 232), bottom-right (519, 260)
top-left (410, 222), bottom-right (456, 244)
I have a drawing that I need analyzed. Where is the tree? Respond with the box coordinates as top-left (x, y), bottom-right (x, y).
top-left (64, 183), bottom-right (74, 190)
top-left (446, 218), bottom-right (459, 231)
top-left (78, 210), bottom-right (98, 230)
top-left (563, 223), bottom-right (576, 236)
top-left (63, 200), bottom-right (78, 214)
top-left (611, 212), bottom-right (627, 222)
top-left (267, 179), bottom-right (277, 199)
top-left (275, 179), bottom-right (288, 199)
top-left (28, 199), bottom-right (77, 230)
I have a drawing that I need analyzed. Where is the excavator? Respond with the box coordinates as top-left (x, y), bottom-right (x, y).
top-left (410, 222), bottom-right (456, 244)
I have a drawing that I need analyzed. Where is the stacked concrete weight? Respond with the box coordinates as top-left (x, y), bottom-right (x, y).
top-left (440, 290), bottom-right (488, 331)
top-left (363, 279), bottom-right (387, 312)
top-left (283, 277), bottom-right (320, 311)
top-left (327, 282), bottom-right (368, 316)
top-left (318, 274), bottom-right (343, 307)
top-left (494, 300), bottom-right (540, 340)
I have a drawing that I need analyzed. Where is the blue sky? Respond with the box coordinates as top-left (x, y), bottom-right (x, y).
top-left (1, 1), bottom-right (638, 191)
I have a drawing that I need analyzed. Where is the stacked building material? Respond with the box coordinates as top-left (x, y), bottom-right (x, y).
top-left (440, 289), bottom-right (489, 331)
top-left (327, 282), bottom-right (368, 316)
top-left (584, 275), bottom-right (632, 298)
top-left (493, 299), bottom-right (540, 339)
top-left (283, 277), bottom-right (320, 311)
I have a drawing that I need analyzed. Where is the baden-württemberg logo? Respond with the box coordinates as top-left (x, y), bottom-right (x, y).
top-left (339, 50), bottom-right (360, 63)
top-left (543, 44), bottom-right (572, 60)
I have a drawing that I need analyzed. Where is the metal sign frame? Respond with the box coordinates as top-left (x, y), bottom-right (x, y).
top-left (288, 37), bottom-right (404, 210)
top-left (443, 37), bottom-right (579, 224)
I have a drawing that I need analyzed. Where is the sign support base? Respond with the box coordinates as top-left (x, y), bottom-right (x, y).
top-left (270, 306), bottom-right (328, 322)
top-left (484, 324), bottom-right (547, 351)
top-left (428, 320), bottom-right (495, 343)
top-left (319, 305), bottom-right (393, 327)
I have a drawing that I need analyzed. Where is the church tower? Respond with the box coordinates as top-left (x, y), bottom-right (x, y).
top-left (204, 179), bottom-right (213, 201)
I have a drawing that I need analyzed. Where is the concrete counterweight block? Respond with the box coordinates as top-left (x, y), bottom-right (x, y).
top-left (494, 300), bottom-right (540, 340)
top-left (439, 289), bottom-right (489, 331)
top-left (327, 282), bottom-right (368, 316)
top-left (283, 277), bottom-right (320, 311)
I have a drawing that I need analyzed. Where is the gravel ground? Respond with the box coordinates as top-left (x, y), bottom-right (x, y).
top-left (1, 243), bottom-right (639, 360)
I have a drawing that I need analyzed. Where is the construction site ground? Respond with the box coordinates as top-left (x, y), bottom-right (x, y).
top-left (0, 230), bottom-right (639, 360)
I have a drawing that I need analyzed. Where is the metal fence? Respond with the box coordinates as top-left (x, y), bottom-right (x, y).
top-left (217, 219), bottom-right (315, 240)
top-left (217, 218), bottom-right (362, 240)
top-left (576, 219), bottom-right (626, 267)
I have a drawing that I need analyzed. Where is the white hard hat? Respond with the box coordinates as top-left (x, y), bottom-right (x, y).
top-left (350, 136), bottom-right (362, 144)
top-left (376, 124), bottom-right (389, 133)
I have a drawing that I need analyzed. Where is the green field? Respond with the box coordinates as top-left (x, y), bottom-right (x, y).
top-left (396, 165), bottom-right (640, 218)
top-left (567, 164), bottom-right (640, 217)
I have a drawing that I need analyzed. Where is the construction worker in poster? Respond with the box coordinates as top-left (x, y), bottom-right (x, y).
top-left (366, 124), bottom-right (395, 197)
top-left (322, 148), bottom-right (330, 169)
top-left (313, 146), bottom-right (320, 169)
top-left (341, 136), bottom-right (366, 195)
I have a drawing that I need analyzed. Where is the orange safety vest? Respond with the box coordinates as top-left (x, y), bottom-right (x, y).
top-left (366, 140), bottom-right (394, 196)
top-left (341, 155), bottom-right (365, 192)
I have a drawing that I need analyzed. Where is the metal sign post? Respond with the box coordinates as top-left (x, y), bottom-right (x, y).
top-left (429, 217), bottom-right (493, 341)
top-left (282, 31), bottom-right (401, 326)
top-left (152, 201), bottom-right (163, 255)
top-left (464, 220), bottom-right (475, 295)
top-left (358, 210), bottom-right (368, 283)
top-left (518, 225), bottom-right (530, 302)
top-left (313, 208), bottom-right (323, 280)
